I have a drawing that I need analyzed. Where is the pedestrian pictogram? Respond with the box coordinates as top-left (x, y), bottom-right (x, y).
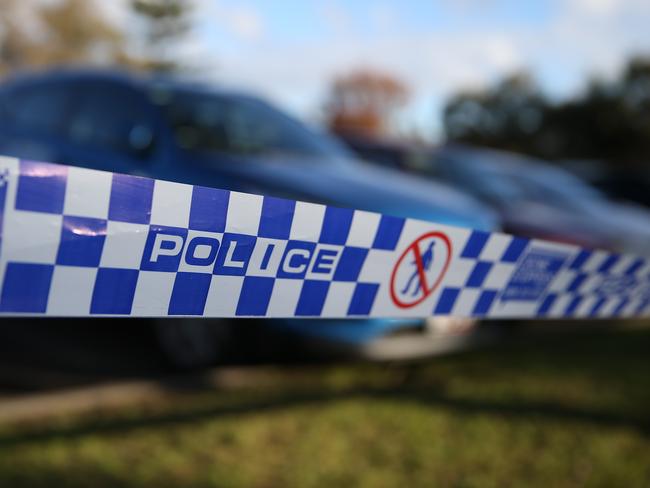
top-left (390, 231), bottom-right (452, 308)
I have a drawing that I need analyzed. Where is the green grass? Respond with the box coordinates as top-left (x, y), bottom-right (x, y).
top-left (1, 326), bottom-right (649, 487)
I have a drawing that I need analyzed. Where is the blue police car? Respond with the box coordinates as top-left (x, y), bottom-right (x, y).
top-left (0, 69), bottom-right (498, 367)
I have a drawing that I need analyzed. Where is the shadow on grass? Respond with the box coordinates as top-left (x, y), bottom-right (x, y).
top-left (1, 327), bottom-right (649, 449)
top-left (0, 387), bottom-right (648, 452)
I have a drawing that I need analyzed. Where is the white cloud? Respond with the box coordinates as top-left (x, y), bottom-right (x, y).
top-left (214, 4), bottom-right (264, 42)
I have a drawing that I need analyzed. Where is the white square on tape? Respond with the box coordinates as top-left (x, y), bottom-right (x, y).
top-left (480, 234), bottom-right (512, 261)
top-left (3, 211), bottom-right (62, 264)
top-left (100, 221), bottom-right (149, 269)
top-left (289, 201), bottom-right (325, 241)
top-left (482, 262), bottom-right (515, 290)
top-left (266, 279), bottom-right (303, 316)
top-left (357, 248), bottom-right (393, 284)
top-left (452, 288), bottom-right (481, 315)
top-left (321, 281), bottom-right (355, 317)
top-left (224, 191), bottom-right (263, 235)
top-left (131, 271), bottom-right (176, 315)
top-left (149, 180), bottom-right (193, 228)
top-left (204, 275), bottom-right (245, 316)
top-left (63, 167), bottom-right (112, 219)
top-left (47, 266), bottom-right (97, 315)
top-left (346, 210), bottom-right (380, 248)
top-left (441, 258), bottom-right (475, 287)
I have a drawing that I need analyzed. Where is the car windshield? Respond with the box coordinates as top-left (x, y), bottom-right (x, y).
top-left (153, 87), bottom-right (349, 159)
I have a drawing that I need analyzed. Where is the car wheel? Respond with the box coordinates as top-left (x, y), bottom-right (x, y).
top-left (153, 319), bottom-right (234, 370)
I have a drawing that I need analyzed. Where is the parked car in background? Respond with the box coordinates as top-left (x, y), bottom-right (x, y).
top-left (342, 135), bottom-right (650, 257)
top-left (562, 159), bottom-right (650, 210)
top-left (0, 69), bottom-right (499, 367)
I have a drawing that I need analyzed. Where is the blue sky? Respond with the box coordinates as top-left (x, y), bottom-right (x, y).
top-left (117, 0), bottom-right (650, 139)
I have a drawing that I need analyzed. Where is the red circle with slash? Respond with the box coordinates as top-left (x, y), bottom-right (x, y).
top-left (390, 231), bottom-right (452, 308)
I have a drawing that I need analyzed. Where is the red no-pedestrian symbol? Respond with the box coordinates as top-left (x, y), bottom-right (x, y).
top-left (390, 231), bottom-right (452, 308)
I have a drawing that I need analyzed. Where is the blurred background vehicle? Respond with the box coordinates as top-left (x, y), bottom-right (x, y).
top-left (561, 159), bottom-right (650, 209)
top-left (341, 135), bottom-right (650, 257)
top-left (0, 68), bottom-right (499, 367)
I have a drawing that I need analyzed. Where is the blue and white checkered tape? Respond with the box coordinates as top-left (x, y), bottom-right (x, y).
top-left (0, 155), bottom-right (648, 318)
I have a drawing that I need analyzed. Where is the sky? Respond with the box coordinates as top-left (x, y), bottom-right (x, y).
top-left (107, 0), bottom-right (650, 139)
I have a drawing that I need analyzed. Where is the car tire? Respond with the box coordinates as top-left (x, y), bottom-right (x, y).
top-left (153, 319), bottom-right (234, 370)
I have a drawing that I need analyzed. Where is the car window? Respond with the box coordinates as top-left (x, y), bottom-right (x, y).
top-left (155, 88), bottom-right (349, 159)
top-left (67, 81), bottom-right (156, 159)
top-left (2, 81), bottom-right (72, 135)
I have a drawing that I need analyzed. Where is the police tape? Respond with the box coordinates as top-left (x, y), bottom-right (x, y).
top-left (0, 155), bottom-right (648, 319)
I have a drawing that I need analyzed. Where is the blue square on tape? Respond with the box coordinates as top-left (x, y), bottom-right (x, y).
top-left (56, 216), bottom-right (107, 267)
top-left (277, 240), bottom-right (316, 279)
top-left (0, 262), bottom-right (53, 313)
top-left (569, 250), bottom-right (592, 270)
top-left (168, 272), bottom-right (212, 315)
top-left (189, 186), bottom-right (229, 233)
top-left (236, 276), bottom-right (274, 316)
top-left (567, 272), bottom-right (587, 292)
top-left (460, 230), bottom-right (490, 258)
top-left (108, 173), bottom-right (154, 224)
top-left (16, 160), bottom-right (67, 214)
top-left (625, 258), bottom-right (644, 276)
top-left (501, 237), bottom-right (529, 263)
top-left (295, 280), bottom-right (329, 316)
top-left (465, 261), bottom-right (492, 288)
top-left (90, 268), bottom-right (139, 314)
top-left (258, 196), bottom-right (295, 240)
top-left (598, 255), bottom-right (619, 273)
top-left (333, 247), bottom-right (368, 282)
top-left (564, 295), bottom-right (582, 316)
top-left (214, 233), bottom-right (256, 276)
top-left (140, 225), bottom-right (188, 272)
top-left (472, 290), bottom-right (497, 316)
top-left (372, 215), bottom-right (404, 250)
top-left (347, 283), bottom-right (379, 315)
top-left (319, 207), bottom-right (353, 245)
top-left (434, 287), bottom-right (460, 314)
top-left (537, 293), bottom-right (557, 315)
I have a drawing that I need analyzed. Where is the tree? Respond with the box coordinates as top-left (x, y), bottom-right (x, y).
top-left (131, 0), bottom-right (193, 73)
top-left (443, 73), bottom-right (548, 156)
top-left (443, 58), bottom-right (650, 169)
top-left (0, 0), bottom-right (131, 75)
top-left (324, 69), bottom-right (409, 138)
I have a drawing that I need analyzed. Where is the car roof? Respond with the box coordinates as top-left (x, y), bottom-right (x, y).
top-left (1, 67), bottom-right (254, 101)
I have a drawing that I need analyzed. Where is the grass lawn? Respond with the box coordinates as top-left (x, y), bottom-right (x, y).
top-left (0, 325), bottom-right (649, 487)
